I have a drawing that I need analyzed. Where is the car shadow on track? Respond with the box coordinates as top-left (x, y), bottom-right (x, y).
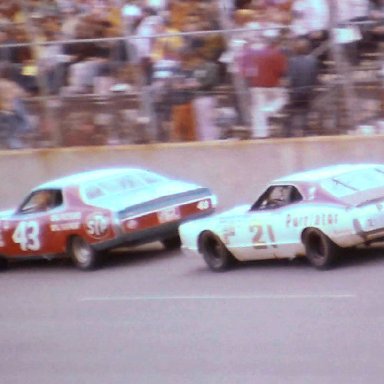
top-left (234, 249), bottom-right (384, 272)
top-left (6, 257), bottom-right (73, 272)
top-left (101, 244), bottom-right (180, 269)
top-left (4, 242), bottom-right (181, 272)
top-left (339, 247), bottom-right (384, 269)
top-left (190, 248), bottom-right (384, 274)
top-left (187, 258), bottom-right (311, 275)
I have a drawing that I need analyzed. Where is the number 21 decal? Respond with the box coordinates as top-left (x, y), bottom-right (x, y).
top-left (12, 221), bottom-right (41, 251)
top-left (249, 223), bottom-right (277, 249)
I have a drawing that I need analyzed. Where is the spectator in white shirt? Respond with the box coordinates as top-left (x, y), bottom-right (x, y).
top-left (122, 0), bottom-right (143, 33)
top-left (333, 0), bottom-right (369, 65)
top-left (291, 0), bottom-right (330, 39)
top-left (291, 0), bottom-right (330, 58)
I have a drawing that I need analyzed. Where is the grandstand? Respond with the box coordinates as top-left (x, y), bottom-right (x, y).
top-left (0, 0), bottom-right (383, 148)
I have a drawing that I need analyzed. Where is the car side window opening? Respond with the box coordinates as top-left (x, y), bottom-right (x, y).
top-left (251, 185), bottom-right (302, 211)
top-left (18, 190), bottom-right (63, 214)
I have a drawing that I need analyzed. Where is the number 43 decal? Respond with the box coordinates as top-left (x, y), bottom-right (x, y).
top-left (12, 221), bottom-right (41, 251)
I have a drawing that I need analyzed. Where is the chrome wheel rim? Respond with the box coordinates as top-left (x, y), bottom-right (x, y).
top-left (73, 239), bottom-right (92, 265)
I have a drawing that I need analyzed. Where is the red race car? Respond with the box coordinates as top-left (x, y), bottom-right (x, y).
top-left (0, 168), bottom-right (216, 270)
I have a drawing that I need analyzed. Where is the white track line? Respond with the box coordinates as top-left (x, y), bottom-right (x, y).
top-left (79, 293), bottom-right (356, 302)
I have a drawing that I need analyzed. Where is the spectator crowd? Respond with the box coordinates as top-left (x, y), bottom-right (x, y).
top-left (0, 0), bottom-right (384, 148)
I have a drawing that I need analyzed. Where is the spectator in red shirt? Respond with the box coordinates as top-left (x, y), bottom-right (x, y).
top-left (241, 29), bottom-right (287, 138)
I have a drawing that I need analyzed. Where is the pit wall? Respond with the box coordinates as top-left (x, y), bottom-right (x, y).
top-left (1, 135), bottom-right (383, 211)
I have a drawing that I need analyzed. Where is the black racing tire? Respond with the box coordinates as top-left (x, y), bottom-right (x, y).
top-left (0, 257), bottom-right (8, 271)
top-left (304, 228), bottom-right (339, 270)
top-left (200, 231), bottom-right (236, 272)
top-left (162, 235), bottom-right (182, 250)
top-left (68, 236), bottom-right (99, 271)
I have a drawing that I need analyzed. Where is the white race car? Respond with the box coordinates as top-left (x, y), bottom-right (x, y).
top-left (179, 163), bottom-right (384, 270)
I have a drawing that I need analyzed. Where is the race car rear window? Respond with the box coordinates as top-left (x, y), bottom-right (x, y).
top-left (138, 170), bottom-right (167, 184)
top-left (321, 167), bottom-right (384, 197)
top-left (82, 171), bottom-right (166, 200)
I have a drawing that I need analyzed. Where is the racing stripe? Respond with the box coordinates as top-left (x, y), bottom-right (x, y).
top-left (118, 188), bottom-right (213, 220)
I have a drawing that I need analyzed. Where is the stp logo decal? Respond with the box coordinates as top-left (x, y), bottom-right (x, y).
top-left (126, 220), bottom-right (139, 230)
top-left (86, 213), bottom-right (110, 239)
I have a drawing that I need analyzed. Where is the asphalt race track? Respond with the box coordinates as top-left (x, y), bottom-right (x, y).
top-left (1, 243), bottom-right (384, 384)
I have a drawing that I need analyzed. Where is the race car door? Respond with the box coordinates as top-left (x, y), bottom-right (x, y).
top-left (1, 189), bottom-right (64, 258)
top-left (229, 185), bottom-right (303, 261)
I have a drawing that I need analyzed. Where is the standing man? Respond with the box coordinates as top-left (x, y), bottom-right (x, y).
top-left (193, 48), bottom-right (220, 141)
top-left (169, 49), bottom-right (198, 142)
top-left (242, 30), bottom-right (287, 138)
top-left (0, 63), bottom-right (30, 149)
top-left (284, 38), bottom-right (319, 137)
top-left (290, 0), bottom-right (330, 47)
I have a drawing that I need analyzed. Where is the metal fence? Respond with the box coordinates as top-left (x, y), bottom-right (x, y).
top-left (2, 17), bottom-right (384, 149)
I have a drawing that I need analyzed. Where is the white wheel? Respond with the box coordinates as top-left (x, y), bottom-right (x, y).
top-left (69, 236), bottom-right (99, 271)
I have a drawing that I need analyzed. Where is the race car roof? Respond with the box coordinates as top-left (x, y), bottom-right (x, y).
top-left (34, 168), bottom-right (166, 190)
top-left (275, 163), bottom-right (384, 184)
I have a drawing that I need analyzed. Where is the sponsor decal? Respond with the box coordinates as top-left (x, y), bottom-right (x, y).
top-left (0, 230), bottom-right (4, 247)
top-left (157, 206), bottom-right (181, 224)
top-left (85, 212), bottom-right (110, 238)
top-left (286, 213), bottom-right (338, 228)
top-left (49, 212), bottom-right (82, 232)
top-left (222, 226), bottom-right (235, 245)
top-left (197, 200), bottom-right (210, 210)
top-left (366, 218), bottom-right (375, 228)
top-left (50, 212), bottom-right (81, 222)
top-left (126, 219), bottom-right (139, 230)
top-left (363, 214), bottom-right (384, 229)
top-left (50, 222), bottom-right (81, 232)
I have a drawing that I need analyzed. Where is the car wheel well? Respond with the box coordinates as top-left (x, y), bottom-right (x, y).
top-left (0, 256), bottom-right (8, 271)
top-left (301, 227), bottom-right (336, 245)
top-left (301, 227), bottom-right (313, 243)
top-left (301, 227), bottom-right (322, 243)
top-left (66, 235), bottom-right (78, 251)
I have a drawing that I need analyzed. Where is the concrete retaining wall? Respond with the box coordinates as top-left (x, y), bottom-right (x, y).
top-left (1, 135), bottom-right (384, 211)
